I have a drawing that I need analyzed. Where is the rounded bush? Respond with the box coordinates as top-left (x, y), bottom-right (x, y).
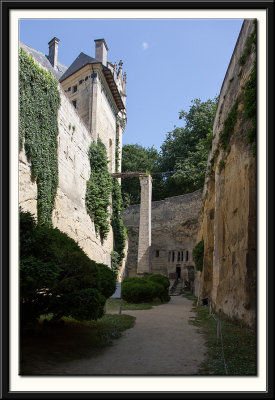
top-left (97, 263), bottom-right (117, 299)
top-left (121, 275), bottom-right (171, 304)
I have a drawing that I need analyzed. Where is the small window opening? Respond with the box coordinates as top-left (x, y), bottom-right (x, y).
top-left (168, 252), bottom-right (171, 262)
top-left (85, 76), bottom-right (88, 81)
top-left (72, 100), bottom-right (77, 108)
top-left (181, 251), bottom-right (184, 261)
top-left (156, 250), bottom-right (160, 258)
top-left (177, 251), bottom-right (181, 262)
top-left (172, 252), bottom-right (175, 262)
top-left (186, 250), bottom-right (189, 261)
top-left (79, 79), bottom-right (83, 85)
top-left (67, 87), bottom-right (71, 92)
top-left (72, 85), bottom-right (77, 93)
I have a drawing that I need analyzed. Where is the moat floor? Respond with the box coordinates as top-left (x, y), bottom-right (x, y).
top-left (39, 296), bottom-right (206, 375)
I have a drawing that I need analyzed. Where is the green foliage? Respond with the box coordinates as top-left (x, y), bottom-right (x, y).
top-left (158, 98), bottom-right (217, 196)
top-left (111, 178), bottom-right (127, 273)
top-left (219, 98), bottom-right (239, 151)
top-left (121, 275), bottom-right (171, 303)
top-left (96, 263), bottom-right (117, 298)
top-left (121, 144), bottom-right (160, 205)
top-left (239, 20), bottom-right (257, 66)
top-left (187, 297), bottom-right (256, 375)
top-left (218, 159), bottom-right (226, 173)
top-left (20, 210), bottom-right (114, 324)
top-left (244, 61), bottom-right (257, 156)
top-left (192, 240), bottom-right (204, 271)
top-left (19, 48), bottom-right (60, 226)
top-left (85, 138), bottom-right (112, 241)
top-left (121, 98), bottom-right (217, 204)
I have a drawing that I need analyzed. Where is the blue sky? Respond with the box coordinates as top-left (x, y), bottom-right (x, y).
top-left (19, 18), bottom-right (243, 151)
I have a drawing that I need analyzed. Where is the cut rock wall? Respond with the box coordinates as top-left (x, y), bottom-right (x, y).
top-left (122, 190), bottom-right (202, 282)
top-left (196, 19), bottom-right (256, 327)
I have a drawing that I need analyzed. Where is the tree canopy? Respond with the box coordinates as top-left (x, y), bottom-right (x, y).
top-left (121, 97), bottom-right (217, 205)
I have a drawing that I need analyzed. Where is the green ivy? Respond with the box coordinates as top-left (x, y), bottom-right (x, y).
top-left (239, 20), bottom-right (257, 66)
top-left (85, 138), bottom-right (112, 241)
top-left (219, 98), bottom-right (240, 151)
top-left (19, 48), bottom-right (60, 226)
top-left (193, 240), bottom-right (204, 271)
top-left (244, 61), bottom-right (257, 156)
top-left (111, 137), bottom-right (127, 275)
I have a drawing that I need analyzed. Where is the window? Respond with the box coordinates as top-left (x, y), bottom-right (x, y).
top-left (168, 252), bottom-right (171, 262)
top-left (181, 251), bottom-right (184, 261)
top-left (186, 250), bottom-right (189, 261)
top-left (156, 250), bottom-right (160, 258)
top-left (177, 252), bottom-right (181, 262)
top-left (79, 79), bottom-right (83, 85)
top-left (85, 76), bottom-right (88, 81)
top-left (172, 252), bottom-right (175, 262)
top-left (67, 87), bottom-right (71, 92)
top-left (72, 85), bottom-right (77, 93)
top-left (72, 100), bottom-right (77, 108)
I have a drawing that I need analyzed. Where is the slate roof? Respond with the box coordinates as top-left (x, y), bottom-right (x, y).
top-left (59, 51), bottom-right (125, 111)
top-left (59, 52), bottom-right (99, 82)
top-left (19, 42), bottom-right (68, 80)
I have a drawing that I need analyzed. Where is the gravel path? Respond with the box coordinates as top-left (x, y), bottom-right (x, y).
top-left (47, 296), bottom-right (206, 375)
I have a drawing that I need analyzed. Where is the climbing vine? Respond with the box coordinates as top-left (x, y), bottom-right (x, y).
top-left (85, 138), bottom-right (112, 241)
top-left (111, 136), bottom-right (127, 275)
top-left (19, 48), bottom-right (60, 226)
top-left (192, 240), bottom-right (204, 272)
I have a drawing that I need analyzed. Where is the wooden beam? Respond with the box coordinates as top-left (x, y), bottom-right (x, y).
top-left (111, 172), bottom-right (149, 179)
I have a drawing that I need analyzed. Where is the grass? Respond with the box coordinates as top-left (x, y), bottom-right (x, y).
top-left (183, 294), bottom-right (257, 375)
top-left (20, 313), bottom-right (135, 375)
top-left (105, 298), bottom-right (164, 313)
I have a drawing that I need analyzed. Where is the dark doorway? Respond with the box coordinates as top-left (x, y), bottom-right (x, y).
top-left (176, 266), bottom-right (181, 279)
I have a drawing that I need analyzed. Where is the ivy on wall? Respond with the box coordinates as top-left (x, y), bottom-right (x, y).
top-left (85, 138), bottom-right (112, 242)
top-left (192, 240), bottom-right (204, 272)
top-left (19, 48), bottom-right (60, 226)
top-left (111, 135), bottom-right (127, 275)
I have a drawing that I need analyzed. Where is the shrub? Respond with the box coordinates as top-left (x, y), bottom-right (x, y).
top-left (97, 263), bottom-right (117, 299)
top-left (193, 240), bottom-right (204, 271)
top-left (20, 211), bottom-right (111, 324)
top-left (121, 275), bottom-right (171, 303)
top-left (122, 281), bottom-right (158, 303)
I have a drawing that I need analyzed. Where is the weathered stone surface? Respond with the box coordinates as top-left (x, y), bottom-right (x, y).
top-left (195, 19), bottom-right (256, 327)
top-left (123, 190), bottom-right (202, 284)
top-left (137, 175), bottom-right (152, 275)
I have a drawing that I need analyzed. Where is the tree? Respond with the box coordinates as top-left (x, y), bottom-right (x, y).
top-left (20, 210), bottom-right (115, 324)
top-left (159, 97), bottom-right (217, 196)
top-left (121, 144), bottom-right (160, 206)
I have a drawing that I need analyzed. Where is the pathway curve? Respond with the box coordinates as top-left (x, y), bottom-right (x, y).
top-left (48, 296), bottom-right (206, 375)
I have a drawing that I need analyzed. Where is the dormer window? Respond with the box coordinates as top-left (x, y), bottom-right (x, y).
top-left (72, 85), bottom-right (77, 93)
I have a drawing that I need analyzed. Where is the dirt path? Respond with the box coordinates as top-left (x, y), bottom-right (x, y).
top-left (47, 296), bottom-right (206, 375)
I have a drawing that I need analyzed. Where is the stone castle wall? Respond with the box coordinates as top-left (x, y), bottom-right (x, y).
top-left (196, 20), bottom-right (256, 327)
top-left (122, 190), bottom-right (202, 282)
top-left (19, 50), bottom-right (114, 267)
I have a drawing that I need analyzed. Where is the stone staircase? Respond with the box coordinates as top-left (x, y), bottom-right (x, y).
top-left (169, 279), bottom-right (183, 296)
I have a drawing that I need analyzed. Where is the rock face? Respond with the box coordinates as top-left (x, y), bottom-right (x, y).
top-left (122, 190), bottom-right (202, 288)
top-left (196, 19), bottom-right (256, 328)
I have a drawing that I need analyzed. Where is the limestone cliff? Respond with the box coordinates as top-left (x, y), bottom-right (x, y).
top-left (122, 190), bottom-right (202, 282)
top-left (196, 19), bottom-right (256, 327)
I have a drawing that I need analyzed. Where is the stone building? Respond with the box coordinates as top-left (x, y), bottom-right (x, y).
top-left (19, 37), bottom-right (127, 270)
top-left (122, 190), bottom-right (202, 289)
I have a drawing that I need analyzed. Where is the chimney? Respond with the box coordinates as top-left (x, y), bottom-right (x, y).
top-left (48, 37), bottom-right (60, 69)
top-left (94, 39), bottom-right (108, 66)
